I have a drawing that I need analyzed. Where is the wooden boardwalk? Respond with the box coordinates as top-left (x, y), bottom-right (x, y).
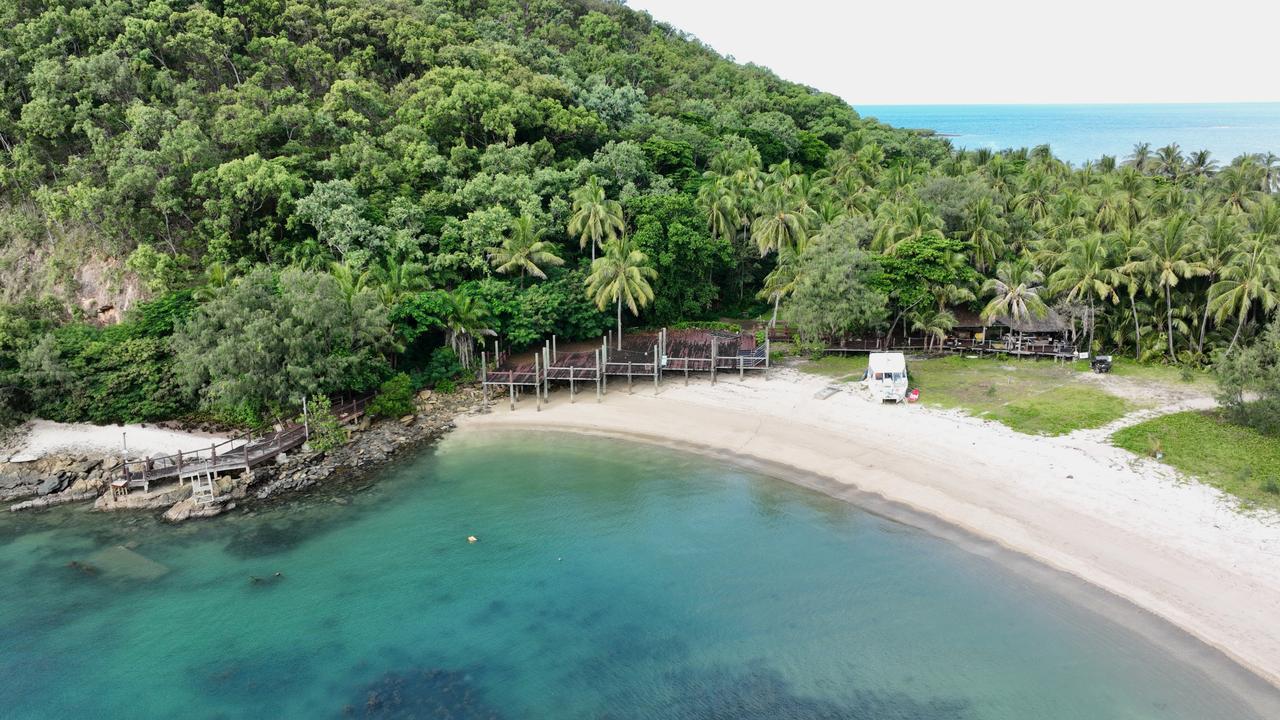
top-left (117, 397), bottom-right (369, 496)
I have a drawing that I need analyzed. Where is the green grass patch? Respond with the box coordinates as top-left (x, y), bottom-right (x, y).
top-left (1113, 411), bottom-right (1280, 512)
top-left (909, 355), bottom-right (1135, 436)
top-left (798, 354), bottom-right (868, 381)
top-left (1106, 357), bottom-right (1214, 389)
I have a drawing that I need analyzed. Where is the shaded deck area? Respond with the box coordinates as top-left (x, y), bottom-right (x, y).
top-left (479, 328), bottom-right (772, 410)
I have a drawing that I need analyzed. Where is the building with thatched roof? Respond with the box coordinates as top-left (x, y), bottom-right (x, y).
top-left (951, 308), bottom-right (1069, 341)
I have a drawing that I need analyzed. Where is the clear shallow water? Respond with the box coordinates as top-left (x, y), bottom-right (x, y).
top-left (858, 103), bottom-right (1280, 165)
top-left (1, 431), bottom-right (1275, 719)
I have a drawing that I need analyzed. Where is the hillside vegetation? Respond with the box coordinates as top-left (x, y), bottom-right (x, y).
top-left (0, 0), bottom-right (1277, 430)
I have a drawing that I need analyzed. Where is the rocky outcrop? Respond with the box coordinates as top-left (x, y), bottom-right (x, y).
top-left (5, 387), bottom-right (484, 520)
top-left (94, 482), bottom-right (189, 511)
top-left (2, 454), bottom-right (117, 506)
top-left (251, 388), bottom-right (483, 501)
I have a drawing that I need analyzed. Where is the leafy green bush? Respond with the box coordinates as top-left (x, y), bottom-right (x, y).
top-left (410, 347), bottom-right (464, 390)
top-left (306, 396), bottom-right (346, 453)
top-left (369, 373), bottom-right (415, 419)
top-left (1215, 318), bottom-right (1280, 435)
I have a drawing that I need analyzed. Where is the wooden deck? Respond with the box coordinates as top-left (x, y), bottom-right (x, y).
top-left (479, 328), bottom-right (772, 410)
top-left (818, 335), bottom-right (1077, 360)
top-left (118, 397), bottom-right (369, 494)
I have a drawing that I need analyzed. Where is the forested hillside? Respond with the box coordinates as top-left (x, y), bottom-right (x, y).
top-left (1, 0), bottom-right (1277, 430)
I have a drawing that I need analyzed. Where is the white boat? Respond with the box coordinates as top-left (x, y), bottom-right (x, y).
top-left (865, 352), bottom-right (909, 403)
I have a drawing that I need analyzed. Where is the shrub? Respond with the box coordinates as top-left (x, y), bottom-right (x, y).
top-left (435, 378), bottom-right (457, 393)
top-left (410, 347), bottom-right (464, 389)
top-left (369, 373), bottom-right (415, 418)
top-left (306, 396), bottom-right (346, 452)
top-left (1214, 318), bottom-right (1280, 436)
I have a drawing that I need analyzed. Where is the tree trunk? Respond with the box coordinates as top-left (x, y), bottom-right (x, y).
top-left (1130, 295), bottom-right (1142, 360)
top-left (1228, 309), bottom-right (1249, 352)
top-left (616, 295), bottom-right (623, 350)
top-left (1197, 279), bottom-right (1215, 355)
top-left (1086, 297), bottom-right (1095, 357)
top-left (1165, 285), bottom-right (1175, 359)
top-left (770, 294), bottom-right (780, 328)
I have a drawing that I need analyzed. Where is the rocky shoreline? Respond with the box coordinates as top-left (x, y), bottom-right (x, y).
top-left (1, 387), bottom-right (485, 522)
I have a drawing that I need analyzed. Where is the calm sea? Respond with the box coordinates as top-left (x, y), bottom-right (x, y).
top-left (2, 431), bottom-right (1277, 718)
top-left (857, 103), bottom-right (1280, 165)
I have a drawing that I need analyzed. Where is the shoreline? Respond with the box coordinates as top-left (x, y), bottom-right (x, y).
top-left (457, 369), bottom-right (1280, 699)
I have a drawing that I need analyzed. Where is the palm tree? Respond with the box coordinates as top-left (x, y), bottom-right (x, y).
top-left (440, 291), bottom-right (495, 371)
top-left (757, 248), bottom-right (800, 328)
top-left (1126, 143), bottom-right (1153, 173)
top-left (193, 262), bottom-right (238, 302)
top-left (1193, 213), bottom-right (1239, 353)
top-left (1208, 239), bottom-right (1279, 351)
top-left (697, 175), bottom-right (739, 243)
top-left (329, 261), bottom-right (376, 306)
top-left (910, 308), bottom-right (957, 351)
top-left (1106, 229), bottom-right (1149, 359)
top-left (1154, 144), bottom-right (1185, 182)
top-left (1187, 149), bottom-right (1217, 179)
top-left (1049, 234), bottom-right (1117, 353)
top-left (585, 237), bottom-right (658, 349)
top-left (750, 184), bottom-right (808, 256)
top-left (980, 260), bottom-right (1049, 327)
top-left (1128, 213), bottom-right (1208, 358)
top-left (568, 176), bottom-right (624, 261)
top-left (372, 256), bottom-right (430, 307)
top-left (487, 213), bottom-right (563, 287)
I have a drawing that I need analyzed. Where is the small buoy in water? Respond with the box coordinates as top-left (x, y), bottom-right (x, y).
top-left (467, 535), bottom-right (478, 544)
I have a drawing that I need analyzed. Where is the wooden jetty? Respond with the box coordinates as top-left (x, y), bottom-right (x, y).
top-left (479, 328), bottom-right (772, 410)
top-left (115, 397), bottom-right (369, 502)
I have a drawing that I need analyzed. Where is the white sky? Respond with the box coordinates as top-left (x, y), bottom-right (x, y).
top-left (626, 0), bottom-right (1280, 105)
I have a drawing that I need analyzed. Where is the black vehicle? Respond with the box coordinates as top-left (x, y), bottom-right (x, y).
top-left (1090, 355), bottom-right (1113, 374)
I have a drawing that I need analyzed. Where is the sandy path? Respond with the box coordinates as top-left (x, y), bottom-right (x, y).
top-left (2, 419), bottom-right (229, 462)
top-left (459, 369), bottom-right (1280, 689)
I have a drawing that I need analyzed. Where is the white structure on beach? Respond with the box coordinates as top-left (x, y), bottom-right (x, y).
top-left (865, 352), bottom-right (909, 403)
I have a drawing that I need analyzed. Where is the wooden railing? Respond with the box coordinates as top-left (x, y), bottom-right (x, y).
top-left (119, 396), bottom-right (370, 491)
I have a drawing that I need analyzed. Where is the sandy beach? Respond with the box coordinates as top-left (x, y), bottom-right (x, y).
top-left (459, 368), bottom-right (1280, 689)
top-left (1, 419), bottom-right (228, 463)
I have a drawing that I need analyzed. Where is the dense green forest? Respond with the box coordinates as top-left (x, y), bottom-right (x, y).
top-left (0, 0), bottom-right (1277, 429)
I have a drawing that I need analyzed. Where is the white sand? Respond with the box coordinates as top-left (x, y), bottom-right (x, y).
top-left (459, 368), bottom-right (1280, 687)
top-left (2, 419), bottom-right (228, 462)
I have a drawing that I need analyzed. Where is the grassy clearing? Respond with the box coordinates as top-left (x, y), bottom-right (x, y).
top-left (1106, 357), bottom-right (1214, 390)
top-left (797, 354), bottom-right (868, 381)
top-left (1113, 411), bottom-right (1280, 512)
top-left (908, 356), bottom-right (1135, 436)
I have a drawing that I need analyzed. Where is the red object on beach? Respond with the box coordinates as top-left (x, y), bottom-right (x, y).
top-left (907, 388), bottom-right (921, 403)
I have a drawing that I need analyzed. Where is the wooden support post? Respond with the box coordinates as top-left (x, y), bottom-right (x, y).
top-left (627, 362), bottom-right (633, 394)
top-left (509, 380), bottom-right (516, 411)
top-left (653, 343), bottom-right (660, 394)
top-left (176, 451), bottom-right (183, 485)
top-left (602, 342), bottom-right (609, 394)
top-left (543, 346), bottom-right (550, 400)
top-left (740, 354), bottom-right (745, 381)
top-left (534, 354), bottom-right (542, 412)
top-left (481, 351), bottom-right (489, 408)
top-left (244, 437), bottom-right (250, 468)
top-left (711, 336), bottom-right (718, 385)
top-left (595, 349), bottom-right (602, 402)
top-left (552, 334), bottom-right (558, 361)
top-left (765, 338), bottom-right (771, 380)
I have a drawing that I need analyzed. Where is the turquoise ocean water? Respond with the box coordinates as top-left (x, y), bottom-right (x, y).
top-left (2, 431), bottom-right (1278, 719)
top-left (857, 103), bottom-right (1280, 165)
